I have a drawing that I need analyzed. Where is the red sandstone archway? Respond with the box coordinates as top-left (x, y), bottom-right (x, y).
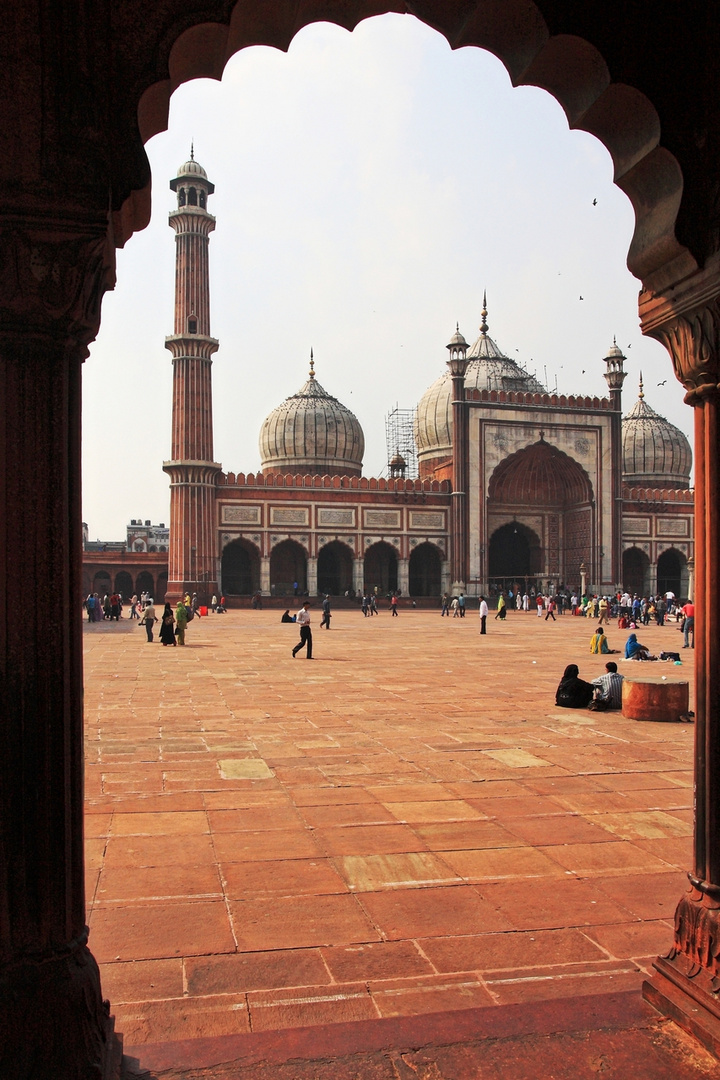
top-left (270, 539), bottom-right (307, 596)
top-left (364, 541), bottom-right (398, 595)
top-left (409, 541), bottom-right (442, 597)
top-left (317, 540), bottom-right (354, 596)
top-left (488, 441), bottom-right (594, 587)
top-left (221, 538), bottom-right (260, 595)
top-left (622, 545), bottom-right (650, 597)
top-left (8, 7), bottom-right (720, 1076)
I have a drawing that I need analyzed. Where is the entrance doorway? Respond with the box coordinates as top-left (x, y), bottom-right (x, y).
top-left (317, 541), bottom-right (353, 595)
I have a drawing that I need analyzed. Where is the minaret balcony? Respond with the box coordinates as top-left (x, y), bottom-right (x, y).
top-left (165, 333), bottom-right (219, 359)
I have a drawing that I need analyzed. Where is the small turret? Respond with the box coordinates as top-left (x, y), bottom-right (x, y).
top-left (603, 337), bottom-right (627, 399)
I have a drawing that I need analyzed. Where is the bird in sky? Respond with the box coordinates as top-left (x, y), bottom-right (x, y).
top-left (592, 198), bottom-right (597, 206)
top-left (658, 380), bottom-right (667, 386)
top-left (579, 295), bottom-right (584, 300)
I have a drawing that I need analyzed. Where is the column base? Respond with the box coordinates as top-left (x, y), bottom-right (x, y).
top-left (644, 957), bottom-right (720, 1060)
top-left (165, 580), bottom-right (219, 606)
top-left (0, 937), bottom-right (123, 1080)
top-left (643, 881), bottom-right (720, 1060)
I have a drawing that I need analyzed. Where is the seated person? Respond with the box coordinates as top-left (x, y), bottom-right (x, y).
top-left (625, 632), bottom-right (655, 660)
top-left (590, 661), bottom-right (625, 710)
top-left (281, 609), bottom-right (296, 623)
top-left (590, 626), bottom-right (610, 654)
top-left (555, 664), bottom-right (595, 709)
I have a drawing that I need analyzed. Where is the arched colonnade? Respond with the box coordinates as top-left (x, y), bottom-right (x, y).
top-left (220, 536), bottom-right (447, 597)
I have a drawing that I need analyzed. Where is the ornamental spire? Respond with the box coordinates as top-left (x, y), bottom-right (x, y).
top-left (480, 291), bottom-right (488, 336)
top-left (639, 371), bottom-right (644, 400)
top-left (309, 349), bottom-right (315, 380)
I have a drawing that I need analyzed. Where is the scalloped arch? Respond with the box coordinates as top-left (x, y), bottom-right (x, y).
top-left (129, 1), bottom-right (691, 285)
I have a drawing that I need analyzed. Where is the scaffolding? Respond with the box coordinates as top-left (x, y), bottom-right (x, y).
top-left (384, 405), bottom-right (419, 479)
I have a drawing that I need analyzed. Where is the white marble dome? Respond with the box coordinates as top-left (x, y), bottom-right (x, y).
top-left (259, 358), bottom-right (364, 477)
top-left (622, 380), bottom-right (692, 488)
top-left (415, 311), bottom-right (546, 465)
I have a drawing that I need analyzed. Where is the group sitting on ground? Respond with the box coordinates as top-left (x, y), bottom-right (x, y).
top-left (555, 661), bottom-right (625, 711)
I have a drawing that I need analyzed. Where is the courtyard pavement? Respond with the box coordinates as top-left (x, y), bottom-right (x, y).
top-left (83, 604), bottom-right (697, 1061)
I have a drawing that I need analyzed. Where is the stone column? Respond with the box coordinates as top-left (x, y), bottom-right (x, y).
top-left (0, 222), bottom-right (121, 1076)
top-left (260, 556), bottom-right (271, 595)
top-left (641, 287), bottom-right (720, 1055)
top-left (307, 556), bottom-right (318, 596)
top-left (353, 558), bottom-right (364, 595)
top-left (398, 557), bottom-right (409, 597)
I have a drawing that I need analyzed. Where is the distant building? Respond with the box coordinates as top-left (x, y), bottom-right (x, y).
top-left (126, 519), bottom-right (169, 553)
top-left (161, 154), bottom-right (693, 604)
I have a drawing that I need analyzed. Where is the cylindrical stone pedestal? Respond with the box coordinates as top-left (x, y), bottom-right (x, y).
top-left (622, 677), bottom-right (689, 721)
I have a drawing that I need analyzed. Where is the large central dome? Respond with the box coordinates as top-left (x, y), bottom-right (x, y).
top-left (415, 304), bottom-right (546, 475)
top-left (259, 356), bottom-right (364, 477)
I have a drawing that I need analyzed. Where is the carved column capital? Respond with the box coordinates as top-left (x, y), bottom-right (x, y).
top-left (639, 257), bottom-right (720, 398)
top-left (0, 220), bottom-right (115, 354)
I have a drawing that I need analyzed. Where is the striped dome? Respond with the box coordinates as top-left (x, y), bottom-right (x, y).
top-left (259, 359), bottom-right (364, 477)
top-left (622, 382), bottom-right (692, 488)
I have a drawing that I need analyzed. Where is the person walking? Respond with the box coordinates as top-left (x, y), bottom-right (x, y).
top-left (390, 593), bottom-right (399, 616)
top-left (495, 593), bottom-right (506, 620)
top-left (545, 597), bottom-right (556, 621)
top-left (458, 593), bottom-right (466, 618)
top-left (320, 594), bottom-right (332, 629)
top-left (441, 593), bottom-right (449, 616)
top-left (175, 600), bottom-right (188, 645)
top-left (292, 603), bottom-right (313, 659)
top-left (141, 600), bottom-right (157, 642)
top-left (479, 595), bottom-right (488, 635)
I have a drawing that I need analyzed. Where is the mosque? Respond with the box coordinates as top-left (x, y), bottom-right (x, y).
top-left (161, 153), bottom-right (693, 605)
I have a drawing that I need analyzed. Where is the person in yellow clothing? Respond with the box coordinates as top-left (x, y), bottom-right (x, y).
top-left (590, 626), bottom-right (613, 654)
top-left (175, 600), bottom-right (189, 645)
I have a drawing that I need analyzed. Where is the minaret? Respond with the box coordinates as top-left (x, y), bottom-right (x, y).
top-left (603, 338), bottom-right (627, 592)
top-left (163, 150), bottom-right (221, 602)
top-left (447, 320), bottom-right (469, 593)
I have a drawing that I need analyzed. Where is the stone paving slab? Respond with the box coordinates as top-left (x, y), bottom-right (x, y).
top-left (84, 606), bottom-right (695, 1050)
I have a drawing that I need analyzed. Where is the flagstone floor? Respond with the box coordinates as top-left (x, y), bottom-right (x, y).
top-left (83, 605), bottom-right (696, 1058)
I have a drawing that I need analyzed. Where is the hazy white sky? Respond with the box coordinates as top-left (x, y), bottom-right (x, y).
top-left (83, 13), bottom-right (691, 541)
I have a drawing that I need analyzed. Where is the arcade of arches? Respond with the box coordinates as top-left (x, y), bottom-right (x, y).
top-left (623, 546), bottom-right (688, 600)
top-left (5, 3), bottom-right (720, 1075)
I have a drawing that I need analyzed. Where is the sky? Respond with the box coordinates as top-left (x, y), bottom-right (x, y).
top-left (83, 13), bottom-right (692, 541)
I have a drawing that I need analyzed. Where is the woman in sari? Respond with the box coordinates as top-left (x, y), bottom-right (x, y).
top-left (590, 627), bottom-right (610, 654)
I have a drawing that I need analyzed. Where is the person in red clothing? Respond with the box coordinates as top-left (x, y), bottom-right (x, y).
top-left (682, 600), bottom-right (695, 648)
top-left (390, 593), bottom-right (399, 616)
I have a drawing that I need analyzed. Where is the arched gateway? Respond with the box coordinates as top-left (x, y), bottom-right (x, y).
top-left (487, 441), bottom-right (594, 590)
top-left (5, 5), bottom-right (720, 1073)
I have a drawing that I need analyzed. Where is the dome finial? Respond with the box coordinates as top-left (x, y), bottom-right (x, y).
top-left (638, 371), bottom-right (644, 400)
top-left (190, 140), bottom-right (194, 161)
top-left (480, 291), bottom-right (488, 336)
top-left (309, 348), bottom-right (315, 380)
